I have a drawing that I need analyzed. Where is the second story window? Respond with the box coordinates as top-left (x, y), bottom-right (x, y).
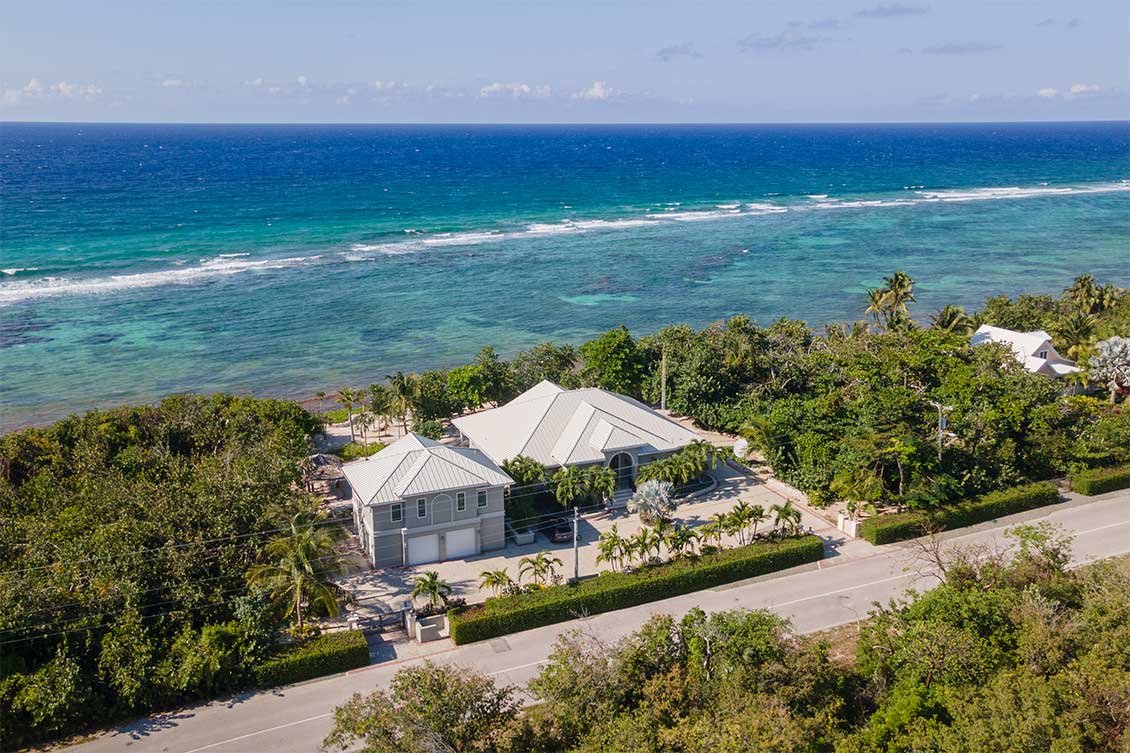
top-left (1038, 350), bottom-right (1048, 359)
top-left (477, 490), bottom-right (488, 508)
top-left (390, 503), bottom-right (402, 523)
top-left (456, 492), bottom-right (466, 512)
top-left (417, 498), bottom-right (427, 518)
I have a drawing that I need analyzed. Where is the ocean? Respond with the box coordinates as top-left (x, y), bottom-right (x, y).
top-left (2, 122), bottom-right (1128, 430)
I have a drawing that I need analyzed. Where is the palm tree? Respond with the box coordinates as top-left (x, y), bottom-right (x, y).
top-left (552, 466), bottom-right (588, 508)
top-left (729, 500), bottom-right (752, 544)
top-left (865, 288), bottom-right (887, 324)
top-left (386, 371), bottom-right (417, 434)
top-left (930, 304), bottom-right (974, 336)
top-left (747, 504), bottom-right (767, 539)
top-left (769, 501), bottom-right (802, 535)
top-left (739, 416), bottom-right (787, 468)
top-left (355, 411), bottom-right (375, 447)
top-left (315, 390), bottom-right (327, 414)
top-left (627, 479), bottom-right (676, 524)
top-left (245, 511), bottom-right (348, 632)
top-left (518, 551), bottom-right (563, 587)
top-left (337, 386), bottom-right (359, 442)
top-left (882, 271), bottom-right (916, 315)
top-left (1066, 274), bottom-right (1099, 315)
top-left (632, 527), bottom-right (662, 562)
top-left (665, 524), bottom-right (696, 559)
top-left (478, 569), bottom-right (513, 597)
top-left (411, 571), bottom-right (453, 610)
top-left (586, 466), bottom-right (616, 503)
top-left (1054, 311), bottom-right (1097, 361)
top-left (501, 455), bottom-right (547, 488)
top-left (697, 521), bottom-right (723, 550)
top-left (368, 383), bottom-right (394, 439)
top-left (596, 524), bottom-right (624, 572)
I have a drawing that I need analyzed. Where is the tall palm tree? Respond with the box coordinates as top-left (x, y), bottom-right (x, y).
top-left (245, 511), bottom-right (348, 631)
top-left (315, 391), bottom-right (327, 415)
top-left (882, 271), bottom-right (916, 315)
top-left (411, 571), bottom-right (453, 609)
top-left (747, 504), bottom-right (767, 539)
top-left (386, 371), bottom-right (417, 434)
top-left (1067, 274), bottom-right (1099, 315)
top-left (552, 466), bottom-right (588, 508)
top-left (355, 411), bottom-right (375, 447)
top-left (368, 383), bottom-right (394, 439)
top-left (1054, 311), bottom-right (1098, 361)
top-left (930, 304), bottom-right (974, 336)
top-left (865, 288), bottom-right (887, 324)
top-left (518, 551), bottom-right (562, 587)
top-left (739, 416), bottom-right (786, 467)
top-left (586, 466), bottom-right (616, 503)
top-left (336, 386), bottom-right (359, 442)
top-left (478, 569), bottom-right (513, 597)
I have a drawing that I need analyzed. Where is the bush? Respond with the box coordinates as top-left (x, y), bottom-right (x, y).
top-left (859, 482), bottom-right (1060, 545)
top-left (336, 441), bottom-right (386, 461)
top-left (448, 535), bottom-right (824, 645)
top-left (253, 630), bottom-right (370, 688)
top-left (1070, 465), bottom-right (1130, 496)
top-left (412, 418), bottom-right (444, 440)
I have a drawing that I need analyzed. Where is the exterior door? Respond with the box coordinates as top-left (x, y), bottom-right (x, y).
top-left (609, 452), bottom-right (634, 491)
top-left (406, 534), bottom-right (440, 565)
top-left (445, 528), bottom-right (477, 559)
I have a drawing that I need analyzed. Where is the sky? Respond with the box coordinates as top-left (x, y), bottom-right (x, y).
top-left (2, 0), bottom-right (1129, 123)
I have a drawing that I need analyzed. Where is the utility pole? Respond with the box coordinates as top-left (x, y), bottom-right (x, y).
top-left (928, 401), bottom-right (953, 461)
top-left (660, 342), bottom-right (667, 411)
top-left (572, 505), bottom-right (581, 583)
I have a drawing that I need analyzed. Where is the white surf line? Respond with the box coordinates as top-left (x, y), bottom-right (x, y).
top-left (180, 713), bottom-right (332, 753)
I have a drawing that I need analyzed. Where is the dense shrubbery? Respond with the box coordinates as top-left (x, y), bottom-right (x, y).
top-left (0, 395), bottom-right (321, 746)
top-left (449, 535), bottom-right (823, 644)
top-left (1070, 465), bottom-right (1130, 496)
top-left (328, 525), bottom-right (1129, 753)
top-left (859, 482), bottom-right (1060, 544)
top-left (254, 630), bottom-right (370, 687)
top-left (335, 440), bottom-right (386, 461)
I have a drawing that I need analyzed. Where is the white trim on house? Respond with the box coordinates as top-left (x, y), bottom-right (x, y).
top-left (372, 510), bottom-right (506, 538)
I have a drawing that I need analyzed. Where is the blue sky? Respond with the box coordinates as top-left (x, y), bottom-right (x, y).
top-left (2, 0), bottom-right (1128, 122)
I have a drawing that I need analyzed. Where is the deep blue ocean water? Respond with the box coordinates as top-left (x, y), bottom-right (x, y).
top-left (2, 122), bottom-right (1129, 429)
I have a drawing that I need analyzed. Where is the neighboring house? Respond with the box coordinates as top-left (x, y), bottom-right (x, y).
top-left (341, 433), bottom-right (513, 568)
top-left (451, 380), bottom-right (699, 499)
top-left (970, 324), bottom-right (1081, 378)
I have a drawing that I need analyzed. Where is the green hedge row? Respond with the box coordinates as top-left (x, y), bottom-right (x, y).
top-left (254, 630), bottom-right (370, 688)
top-left (858, 482), bottom-right (1060, 545)
top-left (449, 535), bottom-right (824, 645)
top-left (1070, 466), bottom-right (1130, 496)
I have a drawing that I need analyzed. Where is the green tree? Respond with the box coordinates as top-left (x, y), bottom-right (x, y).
top-left (245, 510), bottom-right (348, 631)
top-left (478, 569), bottom-right (513, 597)
top-left (336, 386), bottom-right (361, 442)
top-left (930, 304), bottom-right (974, 336)
top-left (410, 571), bottom-right (453, 610)
top-left (579, 325), bottom-right (645, 397)
top-left (519, 551), bottom-right (563, 587)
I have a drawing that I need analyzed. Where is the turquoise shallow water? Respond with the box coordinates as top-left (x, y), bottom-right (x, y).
top-left (1, 122), bottom-right (1128, 429)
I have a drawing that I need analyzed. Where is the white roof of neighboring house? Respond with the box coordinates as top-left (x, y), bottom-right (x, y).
top-left (342, 432), bottom-right (513, 506)
top-left (971, 324), bottom-right (1079, 376)
top-left (970, 324), bottom-right (1053, 359)
top-left (451, 380), bottom-right (698, 467)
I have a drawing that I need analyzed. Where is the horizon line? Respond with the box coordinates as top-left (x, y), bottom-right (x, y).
top-left (3, 118), bottom-right (1129, 127)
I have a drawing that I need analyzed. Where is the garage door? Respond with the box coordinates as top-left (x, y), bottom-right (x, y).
top-left (406, 534), bottom-right (440, 565)
top-left (445, 528), bottom-right (477, 559)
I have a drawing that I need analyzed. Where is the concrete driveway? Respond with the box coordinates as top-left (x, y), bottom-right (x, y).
top-left (337, 462), bottom-right (838, 614)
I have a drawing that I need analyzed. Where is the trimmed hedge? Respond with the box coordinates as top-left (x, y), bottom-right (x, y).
top-left (859, 482), bottom-right (1060, 545)
top-left (1070, 466), bottom-right (1130, 496)
top-left (254, 630), bottom-right (370, 687)
top-left (448, 534), bottom-right (824, 645)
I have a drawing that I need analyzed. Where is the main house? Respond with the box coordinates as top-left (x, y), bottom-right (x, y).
top-left (342, 433), bottom-right (513, 567)
top-left (452, 380), bottom-right (699, 500)
top-left (970, 324), bottom-right (1081, 378)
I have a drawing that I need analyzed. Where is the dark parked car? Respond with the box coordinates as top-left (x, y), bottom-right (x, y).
top-left (549, 519), bottom-right (574, 543)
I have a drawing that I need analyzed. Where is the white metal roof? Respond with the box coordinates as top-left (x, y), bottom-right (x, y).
top-left (971, 324), bottom-right (1053, 359)
top-left (341, 432), bottom-right (513, 506)
top-left (452, 380), bottom-right (698, 466)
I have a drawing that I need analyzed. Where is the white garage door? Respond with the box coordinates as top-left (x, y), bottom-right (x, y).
top-left (445, 528), bottom-right (477, 559)
top-left (406, 534), bottom-right (440, 565)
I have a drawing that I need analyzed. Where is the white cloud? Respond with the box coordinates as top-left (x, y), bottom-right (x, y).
top-left (479, 81), bottom-right (551, 99)
top-left (1037, 87), bottom-right (1059, 98)
top-left (571, 80), bottom-right (616, 101)
top-left (1, 78), bottom-right (102, 105)
top-left (160, 78), bottom-right (188, 88)
top-left (296, 75), bottom-right (308, 87)
top-left (1067, 83), bottom-right (1100, 97)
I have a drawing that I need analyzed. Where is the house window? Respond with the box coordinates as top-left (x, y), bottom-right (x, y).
top-left (477, 490), bottom-right (488, 508)
top-left (456, 492), bottom-right (466, 512)
top-left (390, 503), bottom-right (402, 523)
top-left (417, 498), bottom-right (427, 518)
top-left (1038, 350), bottom-right (1048, 359)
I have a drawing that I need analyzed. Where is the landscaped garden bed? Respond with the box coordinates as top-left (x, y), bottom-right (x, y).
top-left (857, 482), bottom-right (1060, 545)
top-left (253, 630), bottom-right (371, 687)
top-left (448, 534), bottom-right (824, 644)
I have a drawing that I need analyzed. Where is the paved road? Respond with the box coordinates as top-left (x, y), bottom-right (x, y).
top-left (70, 491), bottom-right (1130, 753)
